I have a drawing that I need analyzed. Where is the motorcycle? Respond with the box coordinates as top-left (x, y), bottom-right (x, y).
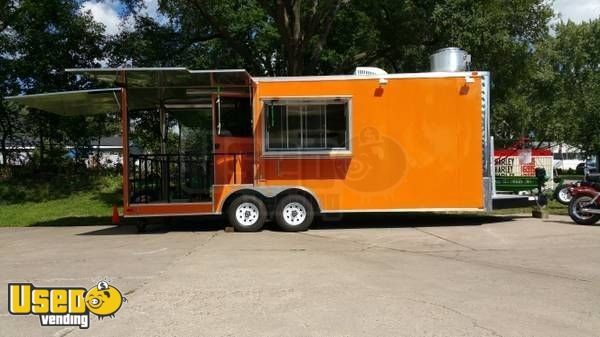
top-left (554, 179), bottom-right (594, 205)
top-left (568, 174), bottom-right (600, 225)
top-left (555, 158), bottom-right (599, 205)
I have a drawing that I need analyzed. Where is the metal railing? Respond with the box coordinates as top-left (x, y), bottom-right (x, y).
top-left (128, 152), bottom-right (252, 204)
top-left (129, 153), bottom-right (213, 204)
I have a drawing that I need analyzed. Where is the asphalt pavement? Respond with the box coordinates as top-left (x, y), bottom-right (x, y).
top-left (1, 214), bottom-right (599, 337)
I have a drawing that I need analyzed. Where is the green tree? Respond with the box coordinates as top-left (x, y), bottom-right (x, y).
top-left (1, 0), bottom-right (110, 168)
top-left (532, 19), bottom-right (600, 154)
top-left (116, 0), bottom-right (350, 75)
top-left (324, 0), bottom-right (553, 144)
top-left (119, 0), bottom-right (554, 145)
top-left (113, 0), bottom-right (278, 73)
top-left (3, 0), bottom-right (572, 160)
top-left (0, 0), bottom-right (21, 165)
top-left (0, 101), bottom-right (22, 166)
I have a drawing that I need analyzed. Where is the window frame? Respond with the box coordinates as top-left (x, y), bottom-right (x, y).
top-left (261, 96), bottom-right (352, 156)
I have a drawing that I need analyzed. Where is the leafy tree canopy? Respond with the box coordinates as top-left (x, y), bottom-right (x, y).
top-left (2, 0), bottom-right (600, 166)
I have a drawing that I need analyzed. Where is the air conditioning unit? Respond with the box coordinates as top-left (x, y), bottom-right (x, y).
top-left (354, 67), bottom-right (388, 76)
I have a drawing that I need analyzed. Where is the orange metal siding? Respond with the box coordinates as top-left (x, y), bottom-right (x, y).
top-left (124, 202), bottom-right (213, 217)
top-left (253, 76), bottom-right (484, 211)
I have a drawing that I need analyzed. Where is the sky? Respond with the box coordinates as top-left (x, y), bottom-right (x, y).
top-left (80, 0), bottom-right (600, 36)
top-left (80, 0), bottom-right (162, 35)
top-left (553, 0), bottom-right (600, 23)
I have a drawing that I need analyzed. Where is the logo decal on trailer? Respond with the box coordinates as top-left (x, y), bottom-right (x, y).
top-left (339, 127), bottom-right (407, 193)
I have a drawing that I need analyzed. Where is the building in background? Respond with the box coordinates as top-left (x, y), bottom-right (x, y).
top-left (0, 135), bottom-right (126, 168)
top-left (549, 143), bottom-right (586, 172)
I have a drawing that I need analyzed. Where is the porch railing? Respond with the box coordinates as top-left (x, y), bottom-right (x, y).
top-left (128, 152), bottom-right (252, 204)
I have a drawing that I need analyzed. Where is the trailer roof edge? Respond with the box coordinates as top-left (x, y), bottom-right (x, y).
top-left (254, 71), bottom-right (490, 83)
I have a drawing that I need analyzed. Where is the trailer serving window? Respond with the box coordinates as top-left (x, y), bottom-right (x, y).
top-left (264, 98), bottom-right (350, 153)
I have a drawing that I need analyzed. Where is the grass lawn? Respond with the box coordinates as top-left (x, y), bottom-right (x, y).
top-left (0, 172), bottom-right (121, 227)
top-left (491, 199), bottom-right (568, 216)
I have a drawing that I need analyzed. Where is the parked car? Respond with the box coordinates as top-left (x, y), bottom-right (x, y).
top-left (576, 157), bottom-right (597, 175)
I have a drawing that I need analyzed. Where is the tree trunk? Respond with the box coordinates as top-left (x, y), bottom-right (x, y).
top-left (262, 0), bottom-right (347, 75)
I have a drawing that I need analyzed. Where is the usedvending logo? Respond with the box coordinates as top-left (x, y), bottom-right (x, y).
top-left (8, 281), bottom-right (126, 329)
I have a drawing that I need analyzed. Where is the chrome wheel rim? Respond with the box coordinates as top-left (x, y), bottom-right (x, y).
top-left (558, 188), bottom-right (571, 202)
top-left (235, 202), bottom-right (260, 226)
top-left (572, 196), bottom-right (594, 220)
top-left (282, 202), bottom-right (307, 226)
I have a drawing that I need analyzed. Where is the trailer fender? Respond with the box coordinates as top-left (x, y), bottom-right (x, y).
top-left (569, 186), bottom-right (599, 199)
top-left (218, 186), bottom-right (322, 214)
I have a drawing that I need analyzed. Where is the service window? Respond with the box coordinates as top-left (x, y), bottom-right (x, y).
top-left (217, 96), bottom-right (253, 137)
top-left (264, 98), bottom-right (350, 153)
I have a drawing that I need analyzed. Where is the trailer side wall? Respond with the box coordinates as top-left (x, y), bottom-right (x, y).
top-left (252, 75), bottom-right (485, 212)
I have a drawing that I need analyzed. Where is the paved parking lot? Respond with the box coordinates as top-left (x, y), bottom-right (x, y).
top-left (1, 214), bottom-right (600, 337)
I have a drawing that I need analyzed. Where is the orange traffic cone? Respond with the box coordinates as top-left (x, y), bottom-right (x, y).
top-left (112, 205), bottom-right (120, 225)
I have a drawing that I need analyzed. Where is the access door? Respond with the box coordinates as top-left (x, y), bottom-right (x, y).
top-left (213, 94), bottom-right (254, 185)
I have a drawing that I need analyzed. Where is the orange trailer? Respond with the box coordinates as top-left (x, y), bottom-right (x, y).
top-left (9, 61), bottom-right (523, 232)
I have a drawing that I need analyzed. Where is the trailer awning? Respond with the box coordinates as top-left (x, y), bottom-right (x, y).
top-left (5, 88), bottom-right (121, 116)
top-left (5, 68), bottom-right (252, 116)
top-left (65, 68), bottom-right (252, 88)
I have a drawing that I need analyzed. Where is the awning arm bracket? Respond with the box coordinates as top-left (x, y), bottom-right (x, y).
top-left (113, 91), bottom-right (121, 111)
top-left (216, 86), bottom-right (222, 135)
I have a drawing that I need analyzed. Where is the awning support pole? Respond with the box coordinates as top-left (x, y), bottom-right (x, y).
top-left (120, 71), bottom-right (129, 210)
top-left (159, 103), bottom-right (169, 201)
top-left (216, 86), bottom-right (221, 135)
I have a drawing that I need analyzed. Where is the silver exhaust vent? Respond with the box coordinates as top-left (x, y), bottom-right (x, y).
top-left (430, 48), bottom-right (471, 72)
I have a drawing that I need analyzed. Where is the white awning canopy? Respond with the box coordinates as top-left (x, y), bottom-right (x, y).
top-left (5, 68), bottom-right (252, 116)
top-left (5, 88), bottom-right (121, 116)
top-left (65, 67), bottom-right (252, 88)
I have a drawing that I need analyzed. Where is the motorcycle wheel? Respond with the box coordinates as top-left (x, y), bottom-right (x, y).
top-left (568, 195), bottom-right (600, 225)
top-left (554, 184), bottom-right (572, 205)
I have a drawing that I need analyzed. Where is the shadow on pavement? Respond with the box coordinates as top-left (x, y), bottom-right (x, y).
top-left (72, 213), bottom-right (518, 236)
top-left (549, 219), bottom-right (600, 227)
top-left (29, 216), bottom-right (114, 227)
top-left (78, 215), bottom-right (226, 235)
top-left (312, 213), bottom-right (515, 230)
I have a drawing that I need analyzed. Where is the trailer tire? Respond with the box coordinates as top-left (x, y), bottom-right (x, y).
top-left (227, 195), bottom-right (267, 232)
top-left (275, 195), bottom-right (314, 232)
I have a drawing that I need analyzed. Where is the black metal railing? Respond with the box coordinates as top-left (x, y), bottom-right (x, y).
top-left (128, 152), bottom-right (253, 204)
top-left (129, 153), bottom-right (213, 204)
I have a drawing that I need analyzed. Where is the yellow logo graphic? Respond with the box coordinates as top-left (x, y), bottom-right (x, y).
top-left (8, 281), bottom-right (126, 329)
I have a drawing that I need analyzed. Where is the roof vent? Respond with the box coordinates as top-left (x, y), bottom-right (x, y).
top-left (354, 67), bottom-right (388, 76)
top-left (430, 47), bottom-right (471, 72)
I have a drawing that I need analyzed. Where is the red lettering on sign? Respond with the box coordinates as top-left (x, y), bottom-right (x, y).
top-left (522, 164), bottom-right (536, 176)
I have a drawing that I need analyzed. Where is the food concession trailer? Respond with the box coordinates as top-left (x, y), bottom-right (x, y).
top-left (7, 49), bottom-right (526, 231)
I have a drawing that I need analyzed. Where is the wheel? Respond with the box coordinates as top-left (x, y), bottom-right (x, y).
top-left (227, 195), bottom-right (267, 232)
top-left (275, 195), bottom-right (315, 232)
top-left (554, 184), bottom-right (572, 205)
top-left (568, 195), bottom-right (600, 225)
